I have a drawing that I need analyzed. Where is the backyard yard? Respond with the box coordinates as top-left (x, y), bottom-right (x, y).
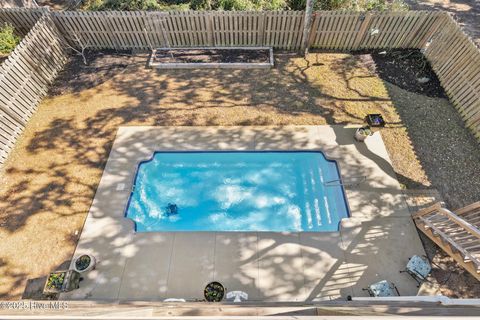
top-left (0, 51), bottom-right (479, 299)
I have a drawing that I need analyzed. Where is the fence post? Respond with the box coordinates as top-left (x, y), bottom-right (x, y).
top-left (258, 12), bottom-right (266, 46)
top-left (301, 0), bottom-right (314, 55)
top-left (207, 11), bottom-right (215, 46)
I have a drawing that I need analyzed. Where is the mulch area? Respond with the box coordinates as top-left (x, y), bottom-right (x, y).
top-left (364, 49), bottom-right (446, 98)
top-left (0, 50), bottom-right (479, 299)
top-left (152, 48), bottom-right (271, 64)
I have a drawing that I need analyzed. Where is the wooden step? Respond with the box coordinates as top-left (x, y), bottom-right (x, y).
top-left (412, 202), bottom-right (480, 279)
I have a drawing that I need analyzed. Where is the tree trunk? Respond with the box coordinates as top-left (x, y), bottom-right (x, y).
top-left (302, 0), bottom-right (314, 56)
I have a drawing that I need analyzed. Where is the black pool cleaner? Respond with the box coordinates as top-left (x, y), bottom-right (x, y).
top-left (166, 203), bottom-right (178, 216)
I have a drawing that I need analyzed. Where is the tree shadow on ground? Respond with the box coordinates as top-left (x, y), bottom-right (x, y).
top-left (53, 126), bottom-right (422, 302)
top-left (0, 51), bottom-right (451, 299)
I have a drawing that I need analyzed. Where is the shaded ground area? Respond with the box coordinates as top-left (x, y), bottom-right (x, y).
top-left (49, 50), bottom-right (133, 96)
top-left (406, 0), bottom-right (480, 47)
top-left (0, 51), bottom-right (478, 299)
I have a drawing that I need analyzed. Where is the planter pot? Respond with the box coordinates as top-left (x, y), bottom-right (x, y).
top-left (355, 127), bottom-right (371, 142)
top-left (204, 281), bottom-right (225, 302)
top-left (365, 114), bottom-right (385, 132)
top-left (43, 270), bottom-right (81, 294)
top-left (73, 254), bottom-right (96, 273)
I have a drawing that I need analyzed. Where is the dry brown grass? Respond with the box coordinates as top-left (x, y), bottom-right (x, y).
top-left (0, 52), bottom-right (429, 299)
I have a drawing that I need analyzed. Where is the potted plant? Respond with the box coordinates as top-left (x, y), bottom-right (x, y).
top-left (73, 254), bottom-right (96, 273)
top-left (355, 126), bottom-right (373, 142)
top-left (43, 270), bottom-right (81, 294)
top-left (365, 114), bottom-right (386, 131)
top-left (204, 281), bottom-right (225, 302)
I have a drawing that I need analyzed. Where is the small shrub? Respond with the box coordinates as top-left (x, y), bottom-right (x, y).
top-left (358, 0), bottom-right (409, 11)
top-left (87, 0), bottom-right (160, 10)
top-left (316, 0), bottom-right (352, 10)
top-left (190, 0), bottom-right (210, 9)
top-left (0, 23), bottom-right (21, 56)
top-left (158, 1), bottom-right (191, 9)
top-left (191, 0), bottom-right (287, 10)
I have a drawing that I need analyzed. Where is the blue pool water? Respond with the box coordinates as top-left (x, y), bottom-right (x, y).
top-left (125, 152), bottom-right (349, 232)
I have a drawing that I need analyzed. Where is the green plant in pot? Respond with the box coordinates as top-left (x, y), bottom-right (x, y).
top-left (46, 272), bottom-right (65, 292)
top-left (74, 254), bottom-right (96, 273)
top-left (204, 281), bottom-right (225, 302)
top-left (354, 126), bottom-right (373, 142)
top-left (43, 270), bottom-right (81, 294)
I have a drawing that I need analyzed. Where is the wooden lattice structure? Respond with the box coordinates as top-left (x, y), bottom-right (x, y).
top-left (413, 202), bottom-right (480, 280)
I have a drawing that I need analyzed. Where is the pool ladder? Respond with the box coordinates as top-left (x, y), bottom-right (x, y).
top-left (324, 176), bottom-right (366, 187)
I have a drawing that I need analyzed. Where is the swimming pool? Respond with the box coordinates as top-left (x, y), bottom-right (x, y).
top-left (125, 151), bottom-right (349, 232)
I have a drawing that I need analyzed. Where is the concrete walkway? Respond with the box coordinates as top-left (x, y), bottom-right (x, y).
top-left (407, 0), bottom-right (480, 47)
top-left (61, 126), bottom-right (426, 302)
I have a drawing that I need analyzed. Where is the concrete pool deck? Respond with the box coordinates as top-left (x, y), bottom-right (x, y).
top-left (61, 125), bottom-right (426, 301)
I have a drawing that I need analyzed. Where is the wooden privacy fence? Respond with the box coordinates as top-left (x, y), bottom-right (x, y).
top-left (425, 14), bottom-right (480, 140)
top-left (52, 11), bottom-right (306, 50)
top-left (0, 7), bottom-right (48, 35)
top-left (309, 11), bottom-right (444, 50)
top-left (0, 13), bottom-right (68, 165)
top-left (50, 10), bottom-right (444, 51)
top-left (0, 9), bottom-right (479, 166)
